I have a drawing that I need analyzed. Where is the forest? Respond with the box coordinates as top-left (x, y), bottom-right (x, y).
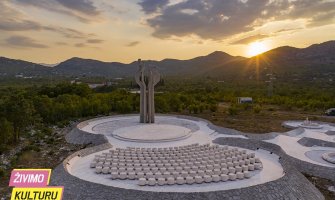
top-left (0, 78), bottom-right (335, 150)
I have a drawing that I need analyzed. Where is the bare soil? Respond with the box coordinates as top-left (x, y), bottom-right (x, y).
top-left (0, 126), bottom-right (86, 199)
top-left (304, 173), bottom-right (335, 200)
top-left (187, 104), bottom-right (335, 133)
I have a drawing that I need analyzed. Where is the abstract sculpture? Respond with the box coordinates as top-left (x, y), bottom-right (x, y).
top-left (135, 59), bottom-right (160, 123)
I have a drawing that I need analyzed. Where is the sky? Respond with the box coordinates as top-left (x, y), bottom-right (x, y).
top-left (0, 0), bottom-right (334, 64)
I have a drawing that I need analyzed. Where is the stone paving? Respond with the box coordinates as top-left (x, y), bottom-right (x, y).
top-left (51, 138), bottom-right (324, 200)
top-left (50, 114), bottom-right (335, 199)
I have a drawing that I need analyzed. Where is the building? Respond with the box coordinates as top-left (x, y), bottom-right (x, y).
top-left (237, 97), bottom-right (253, 104)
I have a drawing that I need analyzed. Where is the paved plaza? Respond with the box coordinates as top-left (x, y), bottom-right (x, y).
top-left (51, 115), bottom-right (335, 199)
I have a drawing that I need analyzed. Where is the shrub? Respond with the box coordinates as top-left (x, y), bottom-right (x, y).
top-left (209, 104), bottom-right (218, 112)
top-left (0, 145), bottom-right (9, 154)
top-left (228, 105), bottom-right (238, 115)
top-left (10, 156), bottom-right (17, 167)
top-left (241, 103), bottom-right (250, 110)
top-left (48, 150), bottom-right (54, 156)
top-left (253, 105), bottom-right (262, 114)
top-left (267, 107), bottom-right (275, 111)
top-left (46, 138), bottom-right (55, 145)
top-left (22, 145), bottom-right (41, 152)
top-left (0, 168), bottom-right (6, 178)
top-left (41, 127), bottom-right (53, 135)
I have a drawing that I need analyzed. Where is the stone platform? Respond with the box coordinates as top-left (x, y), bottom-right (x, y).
top-left (51, 115), bottom-right (334, 199)
top-left (112, 124), bottom-right (192, 142)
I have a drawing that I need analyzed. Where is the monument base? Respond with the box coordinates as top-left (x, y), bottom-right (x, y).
top-left (112, 124), bottom-right (192, 142)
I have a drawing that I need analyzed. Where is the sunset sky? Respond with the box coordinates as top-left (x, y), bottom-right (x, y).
top-left (0, 0), bottom-right (334, 64)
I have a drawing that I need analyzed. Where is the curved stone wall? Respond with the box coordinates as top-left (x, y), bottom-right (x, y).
top-left (50, 115), bottom-right (335, 199)
top-left (213, 137), bottom-right (335, 182)
top-left (62, 143), bottom-right (113, 170)
top-left (65, 124), bottom-right (108, 145)
top-left (50, 137), bottom-right (325, 200)
top-left (178, 116), bottom-right (308, 140)
top-left (298, 137), bottom-right (335, 148)
top-left (51, 165), bottom-right (323, 200)
top-left (322, 152), bottom-right (335, 164)
top-left (282, 120), bottom-right (335, 129)
top-left (325, 131), bottom-right (335, 136)
top-left (72, 114), bottom-right (305, 142)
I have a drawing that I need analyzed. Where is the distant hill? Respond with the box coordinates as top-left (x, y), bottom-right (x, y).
top-left (0, 40), bottom-right (334, 82)
top-left (243, 40), bottom-right (335, 81)
top-left (52, 57), bottom-right (134, 77)
top-left (0, 57), bottom-right (50, 77)
top-left (51, 51), bottom-right (245, 77)
top-left (258, 40), bottom-right (335, 65)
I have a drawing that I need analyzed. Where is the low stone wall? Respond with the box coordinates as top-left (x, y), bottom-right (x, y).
top-left (72, 114), bottom-right (299, 141)
top-left (194, 116), bottom-right (305, 140)
top-left (50, 137), bottom-right (325, 200)
top-left (207, 123), bottom-right (244, 136)
top-left (209, 122), bottom-right (301, 140)
top-left (65, 125), bottom-right (108, 145)
top-left (325, 131), bottom-right (335, 136)
top-left (62, 143), bottom-right (112, 172)
top-left (213, 137), bottom-right (335, 182)
top-left (282, 128), bottom-right (305, 137)
top-left (283, 120), bottom-right (335, 129)
top-left (50, 115), bottom-right (334, 199)
top-left (298, 137), bottom-right (335, 148)
top-left (282, 121), bottom-right (299, 129)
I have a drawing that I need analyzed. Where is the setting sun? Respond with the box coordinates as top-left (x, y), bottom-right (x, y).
top-left (247, 42), bottom-right (268, 57)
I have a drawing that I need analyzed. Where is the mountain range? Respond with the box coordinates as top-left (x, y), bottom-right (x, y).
top-left (0, 40), bottom-right (334, 81)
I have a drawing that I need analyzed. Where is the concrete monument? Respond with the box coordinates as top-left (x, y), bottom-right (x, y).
top-left (135, 59), bottom-right (160, 123)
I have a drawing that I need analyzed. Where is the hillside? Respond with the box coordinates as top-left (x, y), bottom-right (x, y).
top-left (0, 41), bottom-right (334, 81)
top-left (243, 41), bottom-right (335, 81)
top-left (52, 57), bottom-right (134, 77)
top-left (0, 57), bottom-right (50, 77)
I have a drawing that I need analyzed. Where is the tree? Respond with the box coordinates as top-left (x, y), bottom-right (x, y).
top-left (169, 95), bottom-right (182, 112)
top-left (3, 93), bottom-right (36, 142)
top-left (155, 96), bottom-right (169, 113)
top-left (116, 100), bottom-right (132, 113)
top-left (0, 118), bottom-right (14, 145)
top-left (33, 95), bottom-right (54, 122)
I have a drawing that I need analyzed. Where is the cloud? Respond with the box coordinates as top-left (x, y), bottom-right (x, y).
top-left (0, 1), bottom-right (97, 41)
top-left (87, 39), bottom-right (104, 44)
top-left (306, 10), bottom-right (335, 27)
top-left (55, 42), bottom-right (67, 45)
top-left (14, 0), bottom-right (101, 23)
top-left (0, 19), bottom-right (96, 40)
top-left (55, 0), bottom-right (99, 16)
top-left (5, 36), bottom-right (48, 48)
top-left (231, 34), bottom-right (269, 45)
top-left (140, 0), bottom-right (335, 40)
top-left (273, 27), bottom-right (303, 34)
top-left (0, 19), bottom-right (41, 31)
top-left (0, 1), bottom-right (43, 31)
top-left (138, 0), bottom-right (169, 14)
top-left (126, 41), bottom-right (140, 47)
top-left (74, 43), bottom-right (86, 47)
top-left (44, 27), bottom-right (96, 39)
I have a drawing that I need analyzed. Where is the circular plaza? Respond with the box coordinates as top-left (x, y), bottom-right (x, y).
top-left (66, 115), bottom-right (283, 192)
top-left (50, 115), bottom-right (332, 199)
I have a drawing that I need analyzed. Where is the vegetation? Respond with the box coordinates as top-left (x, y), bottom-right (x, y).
top-left (0, 77), bottom-right (334, 199)
top-left (0, 77), bottom-right (334, 148)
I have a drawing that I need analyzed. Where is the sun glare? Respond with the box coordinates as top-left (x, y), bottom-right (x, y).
top-left (247, 42), bottom-right (268, 57)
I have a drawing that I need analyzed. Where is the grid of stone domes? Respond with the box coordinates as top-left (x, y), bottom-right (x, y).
top-left (90, 144), bottom-right (263, 186)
